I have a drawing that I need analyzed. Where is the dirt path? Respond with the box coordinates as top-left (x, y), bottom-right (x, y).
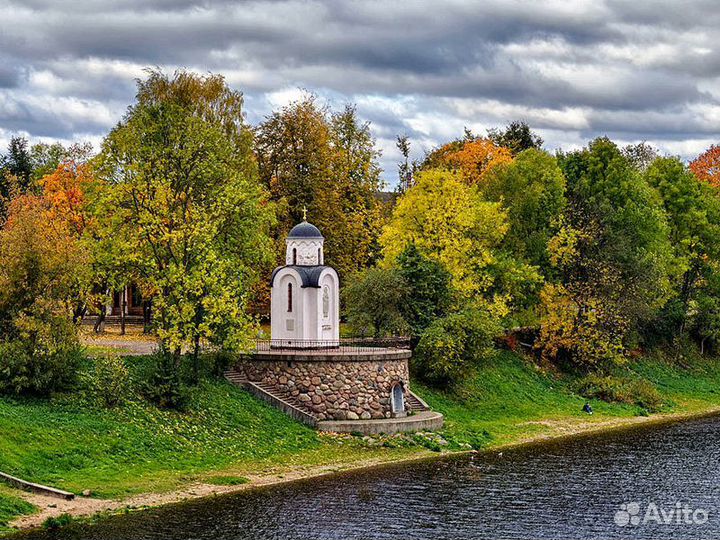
top-left (9, 405), bottom-right (720, 532)
top-left (81, 335), bottom-right (159, 356)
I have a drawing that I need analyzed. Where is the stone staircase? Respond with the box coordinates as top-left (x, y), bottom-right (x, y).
top-left (224, 370), bottom-right (318, 427)
top-left (406, 391), bottom-right (431, 412)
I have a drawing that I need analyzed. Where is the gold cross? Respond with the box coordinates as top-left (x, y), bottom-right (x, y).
top-left (302, 205), bottom-right (307, 221)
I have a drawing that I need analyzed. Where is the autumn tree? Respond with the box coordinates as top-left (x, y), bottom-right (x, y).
top-left (690, 145), bottom-right (720, 188)
top-left (380, 169), bottom-right (539, 313)
top-left (256, 95), bottom-right (385, 279)
top-left (0, 160), bottom-right (96, 395)
top-left (421, 135), bottom-right (513, 185)
top-left (96, 70), bottom-right (274, 362)
top-left (537, 139), bottom-right (674, 369)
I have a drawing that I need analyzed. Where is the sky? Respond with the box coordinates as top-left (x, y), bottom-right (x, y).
top-left (0, 0), bottom-right (719, 186)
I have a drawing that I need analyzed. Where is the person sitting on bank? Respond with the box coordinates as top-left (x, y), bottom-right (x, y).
top-left (583, 402), bottom-right (593, 415)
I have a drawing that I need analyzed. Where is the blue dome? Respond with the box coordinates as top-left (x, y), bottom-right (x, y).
top-left (288, 221), bottom-right (323, 239)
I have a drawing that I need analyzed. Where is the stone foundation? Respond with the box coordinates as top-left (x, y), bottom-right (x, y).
top-left (233, 355), bottom-right (411, 421)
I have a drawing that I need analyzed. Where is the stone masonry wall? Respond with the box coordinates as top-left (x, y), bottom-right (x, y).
top-left (233, 358), bottom-right (410, 421)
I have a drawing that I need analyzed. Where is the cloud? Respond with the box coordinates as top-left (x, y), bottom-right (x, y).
top-left (0, 0), bottom-right (718, 184)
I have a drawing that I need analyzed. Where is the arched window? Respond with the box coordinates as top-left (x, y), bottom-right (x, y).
top-left (287, 283), bottom-right (293, 312)
top-left (317, 248), bottom-right (321, 264)
top-left (292, 248), bottom-right (297, 265)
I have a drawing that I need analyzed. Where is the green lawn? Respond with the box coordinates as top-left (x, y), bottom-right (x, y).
top-left (2, 349), bottom-right (720, 531)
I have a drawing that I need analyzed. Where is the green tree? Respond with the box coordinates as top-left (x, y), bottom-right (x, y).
top-left (395, 243), bottom-right (452, 339)
top-left (344, 268), bottom-right (408, 338)
top-left (96, 70), bottom-right (274, 363)
top-left (4, 137), bottom-right (33, 190)
top-left (482, 149), bottom-right (566, 273)
top-left (644, 157), bottom-right (720, 339)
top-left (413, 309), bottom-right (501, 387)
top-left (487, 121), bottom-right (544, 155)
top-left (538, 139), bottom-right (674, 368)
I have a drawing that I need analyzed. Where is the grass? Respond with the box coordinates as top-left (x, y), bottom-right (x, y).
top-left (3, 348), bottom-right (720, 531)
top-left (0, 487), bottom-right (35, 533)
top-left (0, 381), bottom-right (405, 499)
top-left (205, 475), bottom-right (250, 486)
top-left (415, 349), bottom-right (720, 448)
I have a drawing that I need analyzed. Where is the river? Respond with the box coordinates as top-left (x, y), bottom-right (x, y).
top-left (12, 414), bottom-right (720, 539)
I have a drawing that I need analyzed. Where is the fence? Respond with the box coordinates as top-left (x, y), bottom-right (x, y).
top-left (253, 337), bottom-right (410, 352)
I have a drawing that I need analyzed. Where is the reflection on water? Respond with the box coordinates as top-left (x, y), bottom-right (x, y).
top-left (12, 415), bottom-right (720, 540)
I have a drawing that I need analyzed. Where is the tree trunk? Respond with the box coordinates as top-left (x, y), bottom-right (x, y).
top-left (143, 301), bottom-right (152, 334)
top-left (94, 304), bottom-right (107, 333)
top-left (120, 289), bottom-right (126, 336)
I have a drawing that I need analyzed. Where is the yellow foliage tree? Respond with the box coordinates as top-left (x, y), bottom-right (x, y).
top-left (379, 169), bottom-right (508, 304)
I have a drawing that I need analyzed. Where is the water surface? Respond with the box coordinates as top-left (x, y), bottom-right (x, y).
top-left (14, 415), bottom-right (720, 539)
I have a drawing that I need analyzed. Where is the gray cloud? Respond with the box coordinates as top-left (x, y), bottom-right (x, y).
top-left (0, 0), bottom-right (718, 183)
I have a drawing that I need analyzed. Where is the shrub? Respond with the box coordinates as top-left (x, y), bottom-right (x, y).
top-left (83, 354), bottom-right (131, 408)
top-left (413, 309), bottom-right (501, 386)
top-left (0, 339), bottom-right (84, 396)
top-left (575, 374), bottom-right (663, 412)
top-left (139, 351), bottom-right (188, 410)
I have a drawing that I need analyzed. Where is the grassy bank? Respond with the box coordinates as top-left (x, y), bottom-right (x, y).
top-left (2, 349), bottom-right (720, 532)
top-left (0, 488), bottom-right (35, 533)
top-left (417, 349), bottom-right (720, 448)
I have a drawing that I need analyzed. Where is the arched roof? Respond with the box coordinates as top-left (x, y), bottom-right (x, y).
top-left (270, 265), bottom-right (335, 288)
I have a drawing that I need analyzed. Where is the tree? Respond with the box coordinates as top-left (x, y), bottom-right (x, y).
top-left (30, 141), bottom-right (93, 182)
top-left (395, 243), bottom-right (452, 339)
top-left (488, 121), bottom-right (543, 155)
top-left (482, 149), bottom-right (566, 273)
top-left (396, 134), bottom-right (416, 193)
top-left (413, 308), bottom-right (501, 387)
top-left (0, 179), bottom-right (92, 395)
top-left (3, 137), bottom-right (33, 191)
top-left (344, 268), bottom-right (408, 338)
top-left (690, 145), bottom-right (720, 188)
top-left (96, 70), bottom-right (274, 361)
top-left (380, 169), bottom-right (508, 302)
top-left (644, 157), bottom-right (720, 340)
top-left (622, 142), bottom-right (659, 173)
top-left (256, 96), bottom-right (385, 279)
top-left (421, 137), bottom-right (513, 185)
top-left (538, 139), bottom-right (675, 368)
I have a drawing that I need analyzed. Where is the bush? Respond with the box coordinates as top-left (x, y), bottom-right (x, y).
top-left (82, 353), bottom-right (131, 408)
top-left (0, 339), bottom-right (84, 396)
top-left (413, 309), bottom-right (501, 386)
top-left (575, 374), bottom-right (663, 412)
top-left (139, 351), bottom-right (188, 410)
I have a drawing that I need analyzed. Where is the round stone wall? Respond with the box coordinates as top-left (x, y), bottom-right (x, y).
top-left (233, 356), bottom-right (411, 421)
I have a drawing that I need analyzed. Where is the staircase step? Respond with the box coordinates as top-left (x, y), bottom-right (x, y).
top-left (224, 371), bottom-right (318, 424)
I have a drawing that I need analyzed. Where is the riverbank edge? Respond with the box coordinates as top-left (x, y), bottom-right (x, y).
top-left (7, 403), bottom-right (720, 535)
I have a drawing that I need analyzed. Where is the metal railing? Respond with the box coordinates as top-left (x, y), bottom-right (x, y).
top-left (254, 337), bottom-right (410, 352)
